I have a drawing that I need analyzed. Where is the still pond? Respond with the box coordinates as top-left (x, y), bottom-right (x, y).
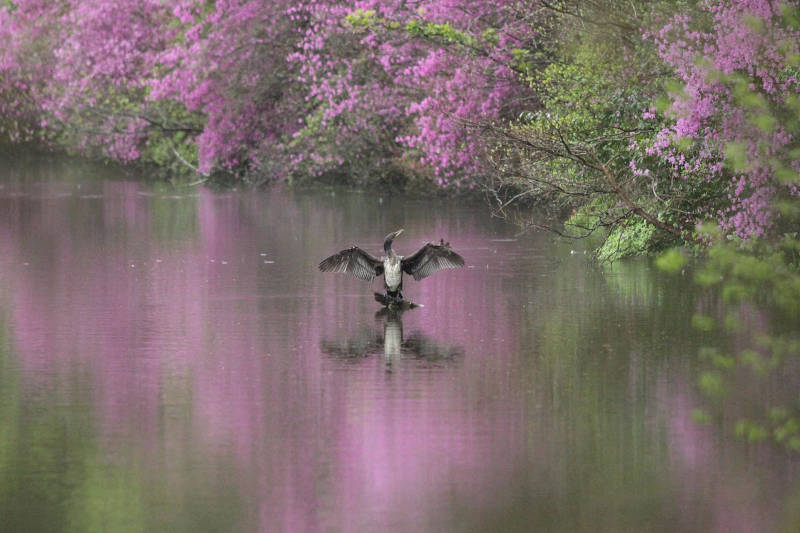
top-left (0, 151), bottom-right (798, 532)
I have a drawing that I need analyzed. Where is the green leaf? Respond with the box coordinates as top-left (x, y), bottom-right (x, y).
top-left (691, 313), bottom-right (715, 332)
top-left (724, 141), bottom-right (748, 171)
top-left (655, 248), bottom-right (687, 274)
top-left (699, 371), bottom-right (725, 396)
top-left (691, 409), bottom-right (712, 425)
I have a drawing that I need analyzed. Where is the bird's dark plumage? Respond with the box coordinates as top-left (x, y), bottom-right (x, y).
top-left (319, 231), bottom-right (464, 304)
top-left (318, 246), bottom-right (384, 282)
top-left (401, 239), bottom-right (465, 280)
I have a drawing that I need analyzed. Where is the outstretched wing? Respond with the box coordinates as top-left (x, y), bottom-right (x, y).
top-left (401, 240), bottom-right (465, 281)
top-left (319, 246), bottom-right (384, 282)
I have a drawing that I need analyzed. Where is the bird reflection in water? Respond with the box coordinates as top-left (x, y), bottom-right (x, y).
top-left (321, 297), bottom-right (462, 371)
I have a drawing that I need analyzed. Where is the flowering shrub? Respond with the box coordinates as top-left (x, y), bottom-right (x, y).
top-left (1, 0), bottom-right (539, 187)
top-left (484, 0), bottom-right (798, 260)
top-left (652, 0), bottom-right (800, 238)
top-left (1, 0), bottom-right (797, 257)
top-left (0, 0), bottom-right (63, 143)
top-left (0, 0), bottom-right (179, 157)
top-left (149, 0), bottom-right (304, 177)
top-left (288, 1), bottom-right (538, 185)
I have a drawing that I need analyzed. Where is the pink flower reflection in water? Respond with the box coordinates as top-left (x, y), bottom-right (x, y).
top-left (0, 181), bottom-right (528, 532)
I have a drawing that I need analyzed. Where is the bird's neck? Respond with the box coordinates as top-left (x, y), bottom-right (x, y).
top-left (383, 240), bottom-right (394, 255)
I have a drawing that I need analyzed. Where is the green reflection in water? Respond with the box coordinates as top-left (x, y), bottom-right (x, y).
top-left (447, 256), bottom-right (759, 532)
top-left (0, 320), bottom-right (105, 531)
top-left (520, 260), bottom-right (693, 531)
top-left (148, 182), bottom-right (199, 243)
top-left (0, 318), bottom-right (246, 533)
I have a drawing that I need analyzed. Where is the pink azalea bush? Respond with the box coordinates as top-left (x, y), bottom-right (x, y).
top-left (288, 1), bottom-right (538, 185)
top-left (0, 0), bottom-right (797, 247)
top-left (149, 0), bottom-right (304, 176)
top-left (0, 0), bottom-right (177, 160)
top-left (1, 0), bottom-right (537, 187)
top-left (651, 0), bottom-right (800, 238)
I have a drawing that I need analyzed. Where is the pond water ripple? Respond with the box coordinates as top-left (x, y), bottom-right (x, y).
top-left (0, 154), bottom-right (798, 532)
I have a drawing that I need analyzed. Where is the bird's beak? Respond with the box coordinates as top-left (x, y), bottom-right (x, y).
top-left (395, 229), bottom-right (404, 238)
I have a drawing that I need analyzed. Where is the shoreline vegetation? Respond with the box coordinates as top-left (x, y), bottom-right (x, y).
top-left (0, 1), bottom-right (796, 259)
top-left (1, 0), bottom-right (799, 451)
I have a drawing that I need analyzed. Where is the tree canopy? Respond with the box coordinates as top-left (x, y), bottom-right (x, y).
top-left (0, 0), bottom-right (798, 258)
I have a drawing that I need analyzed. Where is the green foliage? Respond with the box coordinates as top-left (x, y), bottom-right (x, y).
top-left (137, 100), bottom-right (204, 177)
top-left (344, 8), bottom-right (377, 28)
top-left (691, 313), bottom-right (714, 332)
top-left (404, 20), bottom-right (476, 47)
top-left (532, 38), bottom-right (649, 137)
top-left (734, 419), bottom-right (768, 442)
top-left (493, 3), bottom-right (715, 260)
top-left (691, 409), bottom-right (712, 424)
top-left (596, 217), bottom-right (658, 262)
top-left (699, 347), bottom-right (736, 370)
top-left (724, 141), bottom-right (749, 172)
top-left (654, 247), bottom-right (687, 274)
top-left (683, 81), bottom-right (800, 451)
top-left (699, 226), bottom-right (800, 315)
top-left (144, 130), bottom-right (199, 175)
top-left (346, 9), bottom-right (482, 51)
top-left (288, 96), bottom-right (403, 187)
top-left (698, 371), bottom-right (725, 396)
top-left (685, 221), bottom-right (800, 451)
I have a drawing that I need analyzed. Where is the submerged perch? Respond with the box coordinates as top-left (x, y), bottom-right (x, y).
top-left (373, 292), bottom-right (421, 311)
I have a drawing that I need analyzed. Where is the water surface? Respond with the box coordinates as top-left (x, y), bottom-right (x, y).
top-left (0, 151), bottom-right (798, 532)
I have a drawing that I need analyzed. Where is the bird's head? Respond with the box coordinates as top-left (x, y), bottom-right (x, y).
top-left (384, 229), bottom-right (404, 252)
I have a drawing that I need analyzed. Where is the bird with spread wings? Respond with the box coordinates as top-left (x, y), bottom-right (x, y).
top-left (319, 229), bottom-right (465, 304)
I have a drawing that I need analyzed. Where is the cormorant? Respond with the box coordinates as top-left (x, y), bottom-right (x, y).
top-left (318, 229), bottom-right (465, 303)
